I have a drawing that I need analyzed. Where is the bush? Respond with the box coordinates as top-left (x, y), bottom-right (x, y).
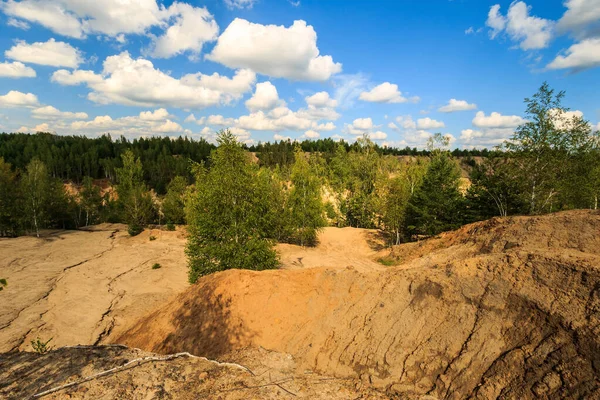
top-left (165, 222), bottom-right (175, 231)
top-left (0, 278), bottom-right (6, 291)
top-left (128, 223), bottom-right (143, 237)
top-left (149, 235), bottom-right (156, 241)
top-left (31, 337), bottom-right (53, 354)
top-left (152, 263), bottom-right (161, 269)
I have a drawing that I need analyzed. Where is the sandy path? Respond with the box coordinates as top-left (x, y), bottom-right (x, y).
top-left (0, 225), bottom-right (188, 352)
top-left (277, 227), bottom-right (388, 272)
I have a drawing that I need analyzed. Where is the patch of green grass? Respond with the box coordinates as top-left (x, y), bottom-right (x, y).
top-left (377, 257), bottom-right (399, 267)
top-left (152, 263), bottom-right (161, 270)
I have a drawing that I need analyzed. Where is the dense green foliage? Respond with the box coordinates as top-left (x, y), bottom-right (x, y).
top-left (0, 133), bottom-right (213, 193)
top-left (288, 145), bottom-right (326, 246)
top-left (186, 131), bottom-right (281, 283)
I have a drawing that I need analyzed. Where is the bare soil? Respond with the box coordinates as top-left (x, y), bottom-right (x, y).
top-left (2, 210), bottom-right (600, 399)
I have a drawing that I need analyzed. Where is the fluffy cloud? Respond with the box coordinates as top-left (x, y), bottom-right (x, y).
top-left (235, 94), bottom-right (339, 133)
top-left (245, 82), bottom-right (285, 112)
top-left (139, 108), bottom-right (170, 121)
top-left (472, 111), bottom-right (525, 128)
top-left (68, 108), bottom-right (187, 137)
top-left (0, 90), bottom-right (39, 108)
top-left (370, 131), bottom-right (387, 140)
top-left (5, 38), bottom-right (82, 68)
top-left (547, 38), bottom-right (600, 71)
top-left (0, 61), bottom-right (36, 78)
top-left (1, 0), bottom-right (85, 38)
top-left (32, 105), bottom-right (87, 119)
top-left (395, 116), bottom-right (417, 130)
top-left (224, 0), bottom-right (257, 9)
top-left (305, 91), bottom-right (337, 108)
top-left (51, 69), bottom-right (103, 85)
top-left (207, 19), bottom-right (342, 81)
top-left (557, 0), bottom-right (600, 39)
top-left (52, 52), bottom-right (256, 108)
top-left (359, 82), bottom-right (419, 104)
top-left (344, 117), bottom-right (376, 135)
top-left (1, 0), bottom-right (161, 38)
top-left (2, 1), bottom-right (220, 59)
top-left (460, 127), bottom-right (515, 148)
top-left (417, 117), bottom-right (445, 130)
top-left (204, 115), bottom-right (236, 126)
top-left (486, 2), bottom-right (554, 50)
top-left (17, 122), bottom-right (53, 133)
top-left (303, 129), bottom-right (320, 139)
top-left (438, 99), bottom-right (477, 113)
top-left (148, 3), bottom-right (219, 59)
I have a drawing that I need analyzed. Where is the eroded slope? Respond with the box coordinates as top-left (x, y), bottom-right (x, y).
top-left (120, 211), bottom-right (600, 399)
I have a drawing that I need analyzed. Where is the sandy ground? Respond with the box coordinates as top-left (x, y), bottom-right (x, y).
top-left (121, 210), bottom-right (600, 399)
top-left (0, 224), bottom-right (386, 353)
top-left (0, 224), bottom-right (188, 352)
top-left (277, 226), bottom-right (388, 272)
top-left (2, 212), bottom-right (600, 398)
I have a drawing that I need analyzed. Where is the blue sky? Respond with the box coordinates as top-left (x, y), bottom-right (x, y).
top-left (0, 0), bottom-right (598, 148)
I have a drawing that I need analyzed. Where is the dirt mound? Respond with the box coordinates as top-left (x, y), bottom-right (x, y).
top-left (0, 225), bottom-right (188, 352)
top-left (0, 345), bottom-right (389, 399)
top-left (120, 210), bottom-right (600, 399)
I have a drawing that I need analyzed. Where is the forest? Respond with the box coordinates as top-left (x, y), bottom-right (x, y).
top-left (0, 83), bottom-right (599, 282)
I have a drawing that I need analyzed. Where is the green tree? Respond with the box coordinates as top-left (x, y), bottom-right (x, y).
top-left (162, 176), bottom-right (188, 225)
top-left (505, 82), bottom-right (597, 214)
top-left (186, 131), bottom-right (279, 283)
top-left (21, 158), bottom-right (51, 237)
top-left (405, 136), bottom-right (464, 238)
top-left (0, 158), bottom-right (20, 236)
top-left (288, 145), bottom-right (326, 246)
top-left (79, 177), bottom-right (103, 226)
top-left (116, 150), bottom-right (155, 235)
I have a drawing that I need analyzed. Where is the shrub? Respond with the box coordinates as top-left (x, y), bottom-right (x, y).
top-left (152, 263), bottom-right (161, 269)
top-left (31, 337), bottom-right (53, 354)
top-left (0, 278), bottom-right (6, 291)
top-left (149, 235), bottom-right (156, 241)
top-left (128, 223), bottom-right (143, 237)
top-left (165, 222), bottom-right (175, 231)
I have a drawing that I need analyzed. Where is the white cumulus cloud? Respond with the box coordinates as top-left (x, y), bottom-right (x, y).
top-left (417, 117), bottom-right (445, 130)
top-left (472, 111), bottom-right (525, 128)
top-left (0, 90), bottom-right (39, 108)
top-left (148, 3), bottom-right (219, 59)
top-left (207, 19), bottom-right (342, 81)
top-left (359, 82), bottom-right (419, 104)
top-left (245, 81), bottom-right (285, 112)
top-left (5, 38), bottom-right (82, 68)
top-left (0, 61), bottom-right (36, 78)
top-left (438, 99), bottom-right (477, 113)
top-left (547, 38), bottom-right (600, 71)
top-left (32, 105), bottom-right (87, 119)
top-left (486, 2), bottom-right (554, 50)
top-left (52, 52), bottom-right (256, 109)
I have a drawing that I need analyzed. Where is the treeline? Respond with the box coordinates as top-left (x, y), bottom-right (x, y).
top-left (248, 138), bottom-right (492, 168)
top-left (1, 83), bottom-right (599, 283)
top-left (0, 133), bottom-right (214, 193)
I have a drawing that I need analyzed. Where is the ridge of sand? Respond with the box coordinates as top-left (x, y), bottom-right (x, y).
top-left (119, 210), bottom-right (600, 399)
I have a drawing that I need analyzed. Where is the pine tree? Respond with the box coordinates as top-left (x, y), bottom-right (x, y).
top-left (116, 150), bottom-right (155, 236)
top-left (405, 145), bottom-right (464, 238)
top-left (186, 131), bottom-right (279, 283)
top-left (288, 145), bottom-right (326, 246)
top-left (0, 158), bottom-right (20, 237)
